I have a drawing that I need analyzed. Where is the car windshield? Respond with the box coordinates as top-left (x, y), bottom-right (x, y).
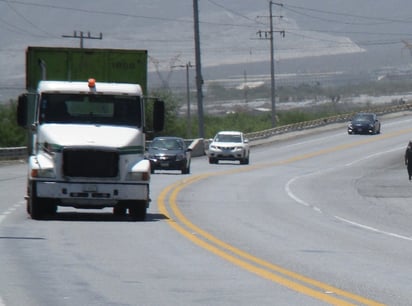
top-left (39, 93), bottom-right (142, 127)
top-left (215, 134), bottom-right (242, 143)
top-left (151, 139), bottom-right (183, 150)
top-left (353, 114), bottom-right (373, 122)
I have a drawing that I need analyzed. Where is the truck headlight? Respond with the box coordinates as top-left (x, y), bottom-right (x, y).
top-left (127, 159), bottom-right (151, 181)
top-left (31, 168), bottom-right (56, 178)
top-left (126, 171), bottom-right (150, 181)
top-left (30, 154), bottom-right (56, 178)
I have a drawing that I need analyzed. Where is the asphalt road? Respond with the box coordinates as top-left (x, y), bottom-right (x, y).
top-left (2, 114), bottom-right (412, 305)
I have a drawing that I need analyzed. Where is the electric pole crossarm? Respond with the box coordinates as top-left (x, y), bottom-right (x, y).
top-left (62, 31), bottom-right (103, 48)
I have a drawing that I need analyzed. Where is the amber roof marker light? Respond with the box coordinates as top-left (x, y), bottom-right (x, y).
top-left (88, 78), bottom-right (96, 91)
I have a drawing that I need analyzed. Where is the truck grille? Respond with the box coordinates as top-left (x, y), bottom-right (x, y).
top-left (63, 148), bottom-right (119, 178)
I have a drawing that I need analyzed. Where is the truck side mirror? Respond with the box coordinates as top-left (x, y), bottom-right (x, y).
top-left (17, 94), bottom-right (28, 127)
top-left (153, 100), bottom-right (165, 132)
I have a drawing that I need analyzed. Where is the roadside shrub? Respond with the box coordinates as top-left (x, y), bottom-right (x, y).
top-left (0, 100), bottom-right (26, 147)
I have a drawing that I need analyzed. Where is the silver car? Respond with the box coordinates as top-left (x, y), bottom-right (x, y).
top-left (207, 131), bottom-right (250, 164)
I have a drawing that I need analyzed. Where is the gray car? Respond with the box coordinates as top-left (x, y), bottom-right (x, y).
top-left (146, 137), bottom-right (192, 174)
top-left (348, 112), bottom-right (381, 135)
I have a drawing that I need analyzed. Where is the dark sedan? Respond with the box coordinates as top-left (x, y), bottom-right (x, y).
top-left (348, 112), bottom-right (381, 135)
top-left (145, 137), bottom-right (192, 174)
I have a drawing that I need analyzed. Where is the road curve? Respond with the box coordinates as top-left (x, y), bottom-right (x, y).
top-left (1, 114), bottom-right (412, 305)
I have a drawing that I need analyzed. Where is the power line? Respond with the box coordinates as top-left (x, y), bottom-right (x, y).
top-left (206, 0), bottom-right (264, 25)
top-left (284, 4), bottom-right (412, 25)
top-left (1, 0), bottom-right (258, 29)
top-left (5, 0), bottom-right (54, 36)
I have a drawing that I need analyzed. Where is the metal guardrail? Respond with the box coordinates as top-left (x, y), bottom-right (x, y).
top-left (1, 102), bottom-right (412, 161)
top-left (0, 146), bottom-right (27, 161)
top-left (244, 102), bottom-right (412, 141)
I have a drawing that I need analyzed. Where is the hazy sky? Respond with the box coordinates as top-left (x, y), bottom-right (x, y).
top-left (1, 0), bottom-right (412, 100)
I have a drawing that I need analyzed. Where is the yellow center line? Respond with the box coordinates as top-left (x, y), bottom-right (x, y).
top-left (157, 128), bottom-right (412, 305)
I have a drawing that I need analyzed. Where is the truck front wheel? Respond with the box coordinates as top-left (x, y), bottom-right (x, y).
top-left (113, 202), bottom-right (127, 216)
top-left (28, 182), bottom-right (57, 219)
top-left (28, 182), bottom-right (43, 219)
top-left (128, 200), bottom-right (148, 221)
top-left (29, 195), bottom-right (43, 220)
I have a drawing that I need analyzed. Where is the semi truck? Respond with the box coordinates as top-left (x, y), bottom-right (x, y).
top-left (16, 46), bottom-right (164, 221)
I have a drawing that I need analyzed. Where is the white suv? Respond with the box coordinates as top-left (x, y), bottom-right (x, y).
top-left (207, 131), bottom-right (250, 164)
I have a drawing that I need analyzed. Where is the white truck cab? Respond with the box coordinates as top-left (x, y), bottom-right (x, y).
top-left (17, 78), bottom-right (164, 220)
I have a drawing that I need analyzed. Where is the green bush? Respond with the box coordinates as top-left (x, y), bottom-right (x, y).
top-left (0, 101), bottom-right (26, 147)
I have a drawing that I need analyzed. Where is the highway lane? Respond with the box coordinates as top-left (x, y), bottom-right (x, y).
top-left (161, 114), bottom-right (412, 305)
top-left (1, 114), bottom-right (412, 305)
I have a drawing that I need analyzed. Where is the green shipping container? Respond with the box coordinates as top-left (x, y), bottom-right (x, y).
top-left (26, 46), bottom-right (148, 93)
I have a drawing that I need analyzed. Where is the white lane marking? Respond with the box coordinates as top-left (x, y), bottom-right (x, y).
top-left (344, 146), bottom-right (402, 167)
top-left (285, 145), bottom-right (411, 241)
top-left (0, 202), bottom-right (24, 306)
top-left (0, 202), bottom-right (24, 225)
top-left (334, 216), bottom-right (412, 241)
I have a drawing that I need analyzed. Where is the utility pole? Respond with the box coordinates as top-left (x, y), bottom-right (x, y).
top-left (257, 2), bottom-right (285, 128)
top-left (172, 62), bottom-right (193, 138)
top-left (185, 62), bottom-right (193, 138)
top-left (62, 31), bottom-right (103, 48)
top-left (193, 0), bottom-right (205, 138)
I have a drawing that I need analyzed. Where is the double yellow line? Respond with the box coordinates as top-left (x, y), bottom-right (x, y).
top-left (156, 129), bottom-right (412, 305)
top-left (158, 173), bottom-right (384, 305)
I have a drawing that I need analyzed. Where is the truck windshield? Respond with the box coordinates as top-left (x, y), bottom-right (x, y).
top-left (39, 93), bottom-right (142, 127)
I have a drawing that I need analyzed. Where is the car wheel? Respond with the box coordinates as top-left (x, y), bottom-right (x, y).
top-left (209, 157), bottom-right (218, 164)
top-left (184, 162), bottom-right (191, 174)
top-left (128, 200), bottom-right (147, 221)
top-left (181, 163), bottom-right (190, 174)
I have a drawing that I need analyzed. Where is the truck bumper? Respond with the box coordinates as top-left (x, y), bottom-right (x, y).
top-left (35, 180), bottom-right (149, 207)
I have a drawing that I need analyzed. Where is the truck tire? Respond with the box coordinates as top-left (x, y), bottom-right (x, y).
top-left (28, 182), bottom-right (57, 219)
top-left (113, 204), bottom-right (127, 216)
top-left (128, 200), bottom-right (147, 221)
top-left (43, 199), bottom-right (57, 216)
top-left (28, 182), bottom-right (45, 220)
